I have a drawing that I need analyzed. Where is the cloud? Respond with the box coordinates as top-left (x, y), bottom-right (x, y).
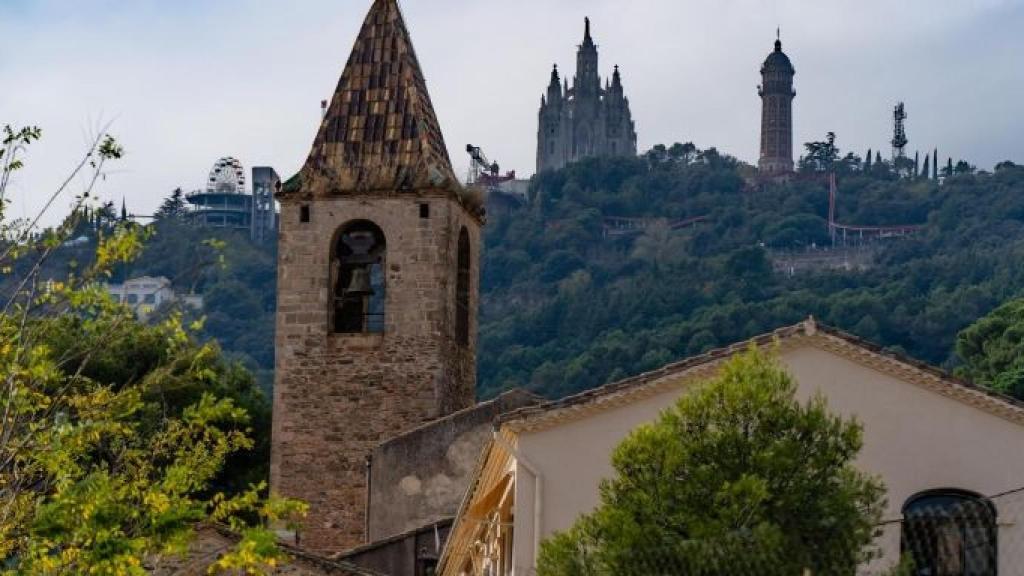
top-left (2, 0), bottom-right (1022, 224)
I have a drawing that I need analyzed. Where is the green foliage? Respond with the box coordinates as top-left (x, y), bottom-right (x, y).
top-left (955, 298), bottom-right (1024, 397)
top-left (154, 188), bottom-right (189, 221)
top-left (479, 145), bottom-right (1024, 400)
top-left (0, 125), bottom-right (301, 575)
top-left (536, 348), bottom-right (886, 576)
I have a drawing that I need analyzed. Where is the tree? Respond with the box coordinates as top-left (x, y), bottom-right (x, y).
top-left (537, 348), bottom-right (886, 576)
top-left (800, 132), bottom-right (839, 173)
top-left (865, 149), bottom-right (872, 170)
top-left (154, 187), bottom-right (189, 221)
top-left (955, 298), bottom-right (1024, 399)
top-left (954, 160), bottom-right (976, 175)
top-left (943, 157), bottom-right (954, 178)
top-left (0, 124), bottom-right (302, 574)
top-left (921, 154), bottom-right (930, 180)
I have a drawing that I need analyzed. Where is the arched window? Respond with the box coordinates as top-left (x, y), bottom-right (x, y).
top-left (455, 227), bottom-right (470, 346)
top-left (331, 220), bottom-right (386, 334)
top-left (902, 490), bottom-right (997, 576)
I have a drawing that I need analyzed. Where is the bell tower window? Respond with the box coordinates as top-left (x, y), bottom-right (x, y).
top-left (331, 220), bottom-right (386, 334)
top-left (455, 227), bottom-right (471, 346)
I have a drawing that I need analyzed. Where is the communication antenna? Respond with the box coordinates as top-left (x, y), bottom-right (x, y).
top-left (891, 102), bottom-right (908, 161)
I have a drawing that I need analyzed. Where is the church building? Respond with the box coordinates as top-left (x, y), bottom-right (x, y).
top-left (536, 18), bottom-right (638, 174)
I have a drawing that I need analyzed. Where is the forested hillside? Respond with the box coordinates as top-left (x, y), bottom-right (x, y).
top-left (478, 145), bottom-right (1024, 399)
top-left (14, 144), bottom-right (1024, 403)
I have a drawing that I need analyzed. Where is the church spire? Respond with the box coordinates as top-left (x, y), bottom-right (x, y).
top-left (574, 16), bottom-right (600, 96)
top-left (289, 0), bottom-right (456, 197)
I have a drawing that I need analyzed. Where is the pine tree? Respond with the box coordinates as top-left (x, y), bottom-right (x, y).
top-left (154, 188), bottom-right (189, 221)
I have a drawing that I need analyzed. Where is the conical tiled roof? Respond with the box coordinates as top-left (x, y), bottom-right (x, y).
top-left (287, 0), bottom-right (458, 197)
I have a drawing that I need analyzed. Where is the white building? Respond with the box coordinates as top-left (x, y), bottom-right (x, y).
top-left (106, 276), bottom-right (202, 321)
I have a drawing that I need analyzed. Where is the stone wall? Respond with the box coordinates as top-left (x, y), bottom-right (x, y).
top-left (342, 519), bottom-right (453, 576)
top-left (271, 192), bottom-right (481, 554)
top-left (367, 390), bottom-right (541, 542)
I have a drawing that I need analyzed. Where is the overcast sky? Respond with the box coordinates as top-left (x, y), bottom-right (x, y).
top-left (3, 0), bottom-right (1023, 222)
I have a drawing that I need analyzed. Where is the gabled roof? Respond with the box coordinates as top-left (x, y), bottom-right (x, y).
top-left (498, 318), bottom-right (1024, 433)
top-left (284, 0), bottom-right (458, 200)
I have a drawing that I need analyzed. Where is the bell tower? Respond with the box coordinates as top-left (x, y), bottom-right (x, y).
top-left (270, 0), bottom-right (483, 554)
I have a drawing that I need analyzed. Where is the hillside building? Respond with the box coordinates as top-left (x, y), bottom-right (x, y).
top-left (536, 18), bottom-right (637, 174)
top-left (105, 276), bottom-right (203, 321)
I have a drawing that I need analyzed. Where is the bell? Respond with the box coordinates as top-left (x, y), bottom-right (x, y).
top-left (345, 268), bottom-right (374, 297)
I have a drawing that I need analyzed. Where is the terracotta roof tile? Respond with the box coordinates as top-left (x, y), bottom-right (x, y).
top-left (287, 0), bottom-right (457, 198)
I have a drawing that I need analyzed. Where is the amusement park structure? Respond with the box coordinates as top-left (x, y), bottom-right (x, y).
top-left (186, 157), bottom-right (279, 243)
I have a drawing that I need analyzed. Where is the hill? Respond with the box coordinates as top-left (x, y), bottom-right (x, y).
top-left (14, 145), bottom-right (1024, 403)
top-left (478, 147), bottom-right (1024, 399)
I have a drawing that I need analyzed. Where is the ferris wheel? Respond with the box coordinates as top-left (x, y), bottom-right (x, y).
top-left (207, 157), bottom-right (246, 194)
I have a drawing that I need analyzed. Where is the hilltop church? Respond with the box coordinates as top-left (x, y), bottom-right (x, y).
top-left (535, 19), bottom-right (638, 174)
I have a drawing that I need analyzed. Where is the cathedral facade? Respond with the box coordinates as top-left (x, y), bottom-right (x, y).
top-left (536, 18), bottom-right (637, 174)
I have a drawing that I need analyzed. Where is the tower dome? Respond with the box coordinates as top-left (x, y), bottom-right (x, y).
top-left (207, 157), bottom-right (246, 194)
top-left (761, 39), bottom-right (795, 74)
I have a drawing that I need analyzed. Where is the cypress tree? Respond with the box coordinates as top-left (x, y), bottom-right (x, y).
top-left (876, 151), bottom-right (883, 166)
top-left (921, 155), bottom-right (930, 180)
top-left (914, 151), bottom-right (920, 178)
top-left (865, 149), bottom-right (872, 170)
top-left (933, 149), bottom-right (939, 179)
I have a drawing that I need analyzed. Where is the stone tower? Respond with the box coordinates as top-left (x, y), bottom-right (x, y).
top-left (758, 35), bottom-right (796, 175)
top-left (270, 0), bottom-right (483, 554)
top-left (536, 18), bottom-right (637, 174)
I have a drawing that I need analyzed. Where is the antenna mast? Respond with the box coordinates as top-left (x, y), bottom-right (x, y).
top-left (891, 102), bottom-right (908, 161)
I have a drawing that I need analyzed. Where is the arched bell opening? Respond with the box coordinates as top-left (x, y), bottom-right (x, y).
top-left (331, 220), bottom-right (386, 334)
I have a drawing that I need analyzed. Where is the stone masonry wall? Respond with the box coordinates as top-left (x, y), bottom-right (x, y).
top-left (270, 192), bottom-right (480, 554)
top-left (367, 390), bottom-right (540, 542)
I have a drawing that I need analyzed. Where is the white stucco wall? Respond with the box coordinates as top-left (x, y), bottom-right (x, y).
top-left (510, 343), bottom-right (1024, 574)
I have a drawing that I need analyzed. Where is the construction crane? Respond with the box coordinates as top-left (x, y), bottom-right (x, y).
top-left (465, 144), bottom-right (515, 187)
